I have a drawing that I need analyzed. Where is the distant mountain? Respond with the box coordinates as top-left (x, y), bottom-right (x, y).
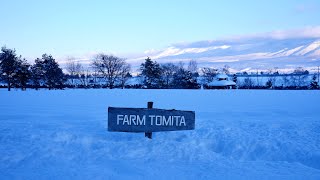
top-left (145, 37), bottom-right (320, 72)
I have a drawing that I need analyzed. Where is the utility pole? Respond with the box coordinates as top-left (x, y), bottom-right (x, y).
top-left (318, 66), bottom-right (320, 84)
top-left (256, 69), bottom-right (259, 86)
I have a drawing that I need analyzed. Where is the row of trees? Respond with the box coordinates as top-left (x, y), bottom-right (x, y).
top-left (0, 47), bottom-right (65, 91)
top-left (140, 58), bottom-right (199, 89)
top-left (0, 47), bottom-right (133, 91)
top-left (1, 46), bottom-right (319, 91)
top-left (236, 73), bottom-right (319, 89)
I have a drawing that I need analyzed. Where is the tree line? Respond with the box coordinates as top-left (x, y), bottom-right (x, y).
top-left (0, 46), bottom-right (200, 91)
top-left (236, 67), bottom-right (319, 89)
top-left (0, 47), bottom-right (65, 91)
top-left (0, 46), bottom-right (319, 91)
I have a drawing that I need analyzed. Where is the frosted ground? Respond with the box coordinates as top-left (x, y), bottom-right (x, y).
top-left (0, 89), bottom-right (320, 179)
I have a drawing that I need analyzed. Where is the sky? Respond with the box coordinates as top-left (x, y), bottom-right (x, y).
top-left (0, 0), bottom-right (319, 62)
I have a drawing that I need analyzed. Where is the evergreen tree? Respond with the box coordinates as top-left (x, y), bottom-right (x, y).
top-left (232, 74), bottom-right (237, 83)
top-left (140, 57), bottom-right (163, 88)
top-left (310, 75), bottom-right (319, 89)
top-left (32, 54), bottom-right (65, 89)
top-left (0, 47), bottom-right (31, 91)
top-left (13, 58), bottom-right (31, 90)
top-left (43, 54), bottom-right (65, 89)
top-left (30, 58), bottom-right (45, 90)
top-left (0, 47), bottom-right (19, 91)
top-left (266, 79), bottom-right (273, 89)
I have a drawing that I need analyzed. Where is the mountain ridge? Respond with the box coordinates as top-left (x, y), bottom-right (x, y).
top-left (144, 37), bottom-right (320, 71)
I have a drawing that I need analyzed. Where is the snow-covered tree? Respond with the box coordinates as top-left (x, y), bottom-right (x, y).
top-left (172, 67), bottom-right (199, 89)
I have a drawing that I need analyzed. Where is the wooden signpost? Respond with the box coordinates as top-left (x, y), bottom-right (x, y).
top-left (108, 102), bottom-right (195, 139)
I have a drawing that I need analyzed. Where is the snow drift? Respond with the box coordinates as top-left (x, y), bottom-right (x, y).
top-left (0, 89), bottom-right (320, 179)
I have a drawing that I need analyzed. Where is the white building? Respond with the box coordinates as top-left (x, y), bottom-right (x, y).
top-left (206, 74), bottom-right (236, 89)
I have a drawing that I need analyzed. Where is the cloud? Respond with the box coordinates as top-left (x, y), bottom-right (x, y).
top-left (171, 26), bottom-right (320, 49)
top-left (229, 26), bottom-right (320, 41)
top-left (143, 49), bottom-right (161, 55)
top-left (261, 26), bottom-right (320, 39)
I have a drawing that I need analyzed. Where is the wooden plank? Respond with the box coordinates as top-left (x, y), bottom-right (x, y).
top-left (108, 107), bottom-right (195, 132)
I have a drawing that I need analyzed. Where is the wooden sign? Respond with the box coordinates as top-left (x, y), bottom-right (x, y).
top-left (108, 107), bottom-right (195, 132)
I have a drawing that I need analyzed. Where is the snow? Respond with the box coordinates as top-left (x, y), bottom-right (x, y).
top-left (267, 48), bottom-right (288, 56)
top-left (1, 89), bottom-right (320, 179)
top-left (207, 80), bottom-right (236, 86)
top-left (125, 76), bottom-right (143, 86)
top-left (295, 40), bottom-right (320, 56)
top-left (280, 46), bottom-right (304, 56)
top-left (150, 45), bottom-right (231, 60)
top-left (311, 48), bottom-right (320, 57)
top-left (216, 74), bottom-right (229, 79)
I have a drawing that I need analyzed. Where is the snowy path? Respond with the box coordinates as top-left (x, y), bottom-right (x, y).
top-left (1, 89), bottom-right (320, 179)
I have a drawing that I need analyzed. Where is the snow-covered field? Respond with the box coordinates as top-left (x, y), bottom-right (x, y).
top-left (1, 89), bottom-right (320, 179)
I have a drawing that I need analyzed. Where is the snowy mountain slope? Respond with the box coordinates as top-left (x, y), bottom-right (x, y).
top-left (295, 40), bottom-right (320, 56)
top-left (144, 37), bottom-right (320, 70)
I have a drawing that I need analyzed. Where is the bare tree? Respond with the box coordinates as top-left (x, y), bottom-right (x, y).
top-left (177, 61), bottom-right (185, 70)
top-left (78, 68), bottom-right (90, 87)
top-left (66, 57), bottom-right (82, 86)
top-left (187, 60), bottom-right (198, 73)
top-left (282, 74), bottom-right (290, 87)
top-left (290, 67), bottom-right (309, 87)
top-left (242, 77), bottom-right (255, 89)
top-left (273, 67), bottom-right (279, 75)
top-left (91, 54), bottom-right (129, 89)
top-left (161, 63), bottom-right (178, 88)
top-left (119, 63), bottom-right (131, 89)
top-left (222, 65), bottom-right (230, 74)
top-left (201, 67), bottom-right (218, 83)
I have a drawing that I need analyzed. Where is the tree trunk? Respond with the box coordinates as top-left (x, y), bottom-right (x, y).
top-left (7, 78), bottom-right (11, 91)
